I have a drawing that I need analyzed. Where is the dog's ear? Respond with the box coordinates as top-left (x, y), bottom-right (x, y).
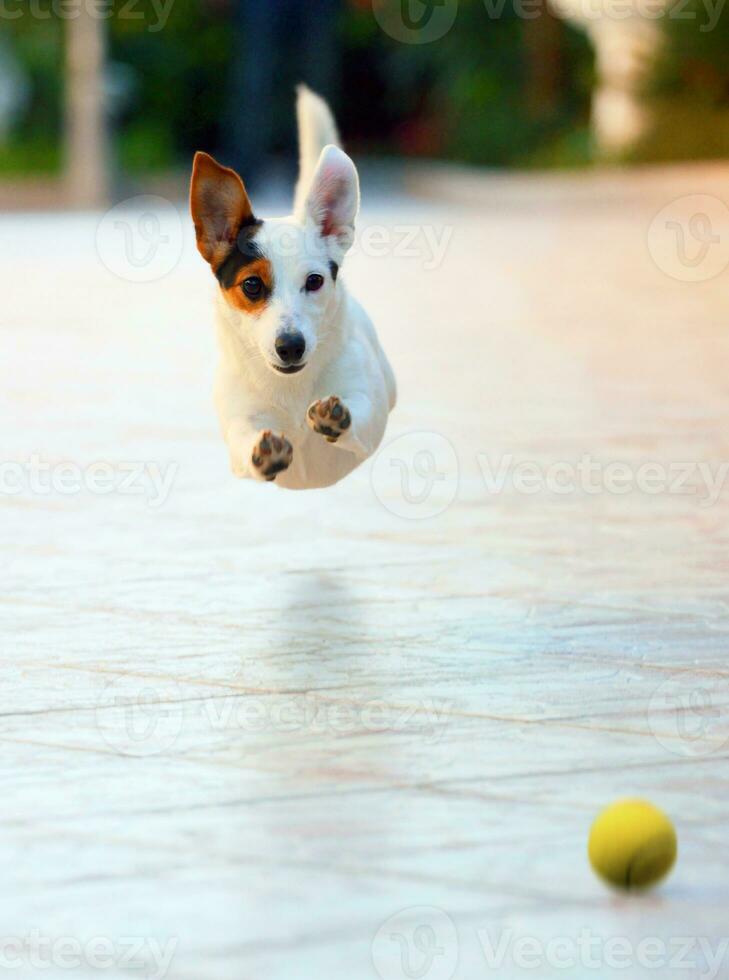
top-left (190, 152), bottom-right (255, 268)
top-left (300, 145), bottom-right (359, 258)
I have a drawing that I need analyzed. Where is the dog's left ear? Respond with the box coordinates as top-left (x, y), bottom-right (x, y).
top-left (190, 151), bottom-right (255, 269)
top-left (299, 145), bottom-right (359, 258)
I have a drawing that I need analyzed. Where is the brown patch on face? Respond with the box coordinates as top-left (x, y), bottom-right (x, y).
top-left (189, 151), bottom-right (255, 268)
top-left (223, 257), bottom-right (274, 314)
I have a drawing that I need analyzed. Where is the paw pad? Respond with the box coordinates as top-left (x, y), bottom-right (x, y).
top-left (252, 430), bottom-right (293, 481)
top-left (307, 396), bottom-right (351, 443)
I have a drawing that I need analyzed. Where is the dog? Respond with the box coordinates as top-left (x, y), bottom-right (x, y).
top-left (190, 87), bottom-right (396, 490)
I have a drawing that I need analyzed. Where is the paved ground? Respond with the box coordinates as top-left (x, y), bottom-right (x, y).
top-left (2, 166), bottom-right (729, 979)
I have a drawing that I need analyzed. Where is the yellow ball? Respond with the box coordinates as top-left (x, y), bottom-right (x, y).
top-left (588, 799), bottom-right (677, 891)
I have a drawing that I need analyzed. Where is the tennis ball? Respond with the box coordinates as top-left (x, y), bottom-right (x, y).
top-left (588, 799), bottom-right (677, 891)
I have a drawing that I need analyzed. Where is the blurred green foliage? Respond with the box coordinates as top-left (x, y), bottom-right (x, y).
top-left (1, 6), bottom-right (62, 173)
top-left (2, 0), bottom-right (230, 176)
top-left (636, 1), bottom-right (729, 161)
top-left (2, 0), bottom-right (594, 176)
top-left (344, 0), bottom-right (593, 166)
top-left (111, 0), bottom-right (231, 165)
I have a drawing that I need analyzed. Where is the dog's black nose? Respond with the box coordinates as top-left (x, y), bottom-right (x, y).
top-left (275, 331), bottom-right (306, 365)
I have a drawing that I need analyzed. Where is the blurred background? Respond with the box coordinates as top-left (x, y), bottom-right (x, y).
top-left (2, 0), bottom-right (728, 210)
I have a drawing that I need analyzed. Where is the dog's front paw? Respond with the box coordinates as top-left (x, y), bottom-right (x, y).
top-left (251, 430), bottom-right (293, 481)
top-left (307, 396), bottom-right (351, 444)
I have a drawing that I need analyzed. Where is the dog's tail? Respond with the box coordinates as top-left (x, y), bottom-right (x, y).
top-left (293, 85), bottom-right (340, 216)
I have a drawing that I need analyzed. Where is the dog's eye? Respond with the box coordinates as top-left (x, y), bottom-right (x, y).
top-left (305, 274), bottom-right (324, 293)
top-left (242, 276), bottom-right (264, 300)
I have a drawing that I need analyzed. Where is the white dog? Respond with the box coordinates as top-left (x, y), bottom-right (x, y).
top-left (190, 87), bottom-right (396, 489)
